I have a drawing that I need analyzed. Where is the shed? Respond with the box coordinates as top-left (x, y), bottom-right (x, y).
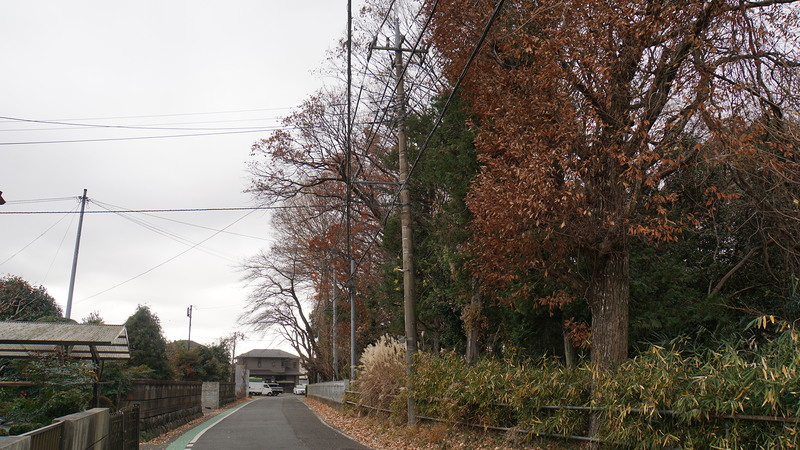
top-left (0, 321), bottom-right (130, 364)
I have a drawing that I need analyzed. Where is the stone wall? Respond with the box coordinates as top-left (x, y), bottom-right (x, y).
top-left (119, 380), bottom-right (202, 437)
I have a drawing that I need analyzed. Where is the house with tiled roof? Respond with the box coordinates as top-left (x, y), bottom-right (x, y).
top-left (236, 349), bottom-right (302, 391)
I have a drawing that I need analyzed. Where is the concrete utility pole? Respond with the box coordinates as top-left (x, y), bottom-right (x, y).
top-left (332, 270), bottom-right (338, 380)
top-left (368, 16), bottom-right (424, 426)
top-left (65, 189), bottom-right (88, 319)
top-left (350, 258), bottom-right (356, 381)
top-left (187, 305), bottom-right (193, 350)
top-left (395, 18), bottom-right (419, 427)
top-left (230, 331), bottom-right (245, 382)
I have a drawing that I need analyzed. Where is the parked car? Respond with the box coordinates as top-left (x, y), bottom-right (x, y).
top-left (248, 381), bottom-right (274, 396)
top-left (293, 384), bottom-right (306, 395)
top-left (266, 382), bottom-right (283, 395)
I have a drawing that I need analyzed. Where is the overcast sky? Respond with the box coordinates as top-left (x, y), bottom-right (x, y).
top-left (0, 1), bottom-right (357, 357)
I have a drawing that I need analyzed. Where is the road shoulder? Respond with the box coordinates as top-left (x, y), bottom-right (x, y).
top-left (139, 397), bottom-right (254, 450)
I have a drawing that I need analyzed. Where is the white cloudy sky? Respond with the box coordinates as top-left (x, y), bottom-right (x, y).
top-left (0, 1), bottom-right (357, 356)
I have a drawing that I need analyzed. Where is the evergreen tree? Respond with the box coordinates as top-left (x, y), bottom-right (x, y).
top-left (124, 305), bottom-right (173, 380)
top-left (0, 275), bottom-right (62, 321)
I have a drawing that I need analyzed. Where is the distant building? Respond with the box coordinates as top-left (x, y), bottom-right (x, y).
top-left (236, 349), bottom-right (302, 391)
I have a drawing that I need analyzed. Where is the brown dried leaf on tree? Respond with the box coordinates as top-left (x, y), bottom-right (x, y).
top-left (425, 0), bottom-right (800, 374)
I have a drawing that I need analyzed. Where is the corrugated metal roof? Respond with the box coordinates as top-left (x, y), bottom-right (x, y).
top-left (0, 321), bottom-right (129, 361)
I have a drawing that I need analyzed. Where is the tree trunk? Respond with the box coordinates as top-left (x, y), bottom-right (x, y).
top-left (464, 277), bottom-right (483, 365)
top-left (589, 249), bottom-right (630, 367)
top-left (587, 246), bottom-right (630, 445)
top-left (562, 318), bottom-right (577, 369)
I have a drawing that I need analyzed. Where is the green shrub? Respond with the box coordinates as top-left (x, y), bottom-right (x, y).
top-left (0, 356), bottom-right (95, 425)
top-left (8, 423), bottom-right (42, 436)
top-left (407, 328), bottom-right (800, 449)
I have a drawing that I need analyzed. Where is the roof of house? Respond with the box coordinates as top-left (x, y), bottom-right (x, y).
top-left (237, 349), bottom-right (298, 359)
top-left (0, 321), bottom-right (130, 362)
top-left (171, 339), bottom-right (205, 349)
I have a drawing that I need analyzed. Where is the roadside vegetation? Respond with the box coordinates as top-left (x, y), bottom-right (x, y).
top-left (0, 277), bottom-right (234, 435)
top-left (239, 0), bottom-right (799, 446)
top-left (350, 323), bottom-right (799, 448)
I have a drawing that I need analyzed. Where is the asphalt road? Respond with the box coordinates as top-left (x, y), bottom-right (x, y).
top-left (165, 396), bottom-right (371, 450)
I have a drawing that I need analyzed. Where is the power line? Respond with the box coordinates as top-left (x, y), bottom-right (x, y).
top-left (74, 209), bottom-right (258, 304)
top-left (0, 127), bottom-right (281, 146)
top-left (0, 116), bottom-right (286, 133)
top-left (2, 197), bottom-right (76, 205)
top-left (0, 206), bottom-right (78, 268)
top-left (0, 115), bottom-right (281, 133)
top-left (90, 200), bottom-right (241, 263)
top-left (0, 107), bottom-right (293, 124)
top-left (1, 206), bottom-right (289, 215)
top-left (90, 199), bottom-right (273, 242)
top-left (353, 0), bottom-right (504, 273)
top-left (0, 120), bottom-right (391, 146)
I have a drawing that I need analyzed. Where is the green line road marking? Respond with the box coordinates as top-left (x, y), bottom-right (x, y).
top-left (166, 399), bottom-right (255, 450)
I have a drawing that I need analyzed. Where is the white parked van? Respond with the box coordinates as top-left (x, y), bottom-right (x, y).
top-left (248, 381), bottom-right (274, 396)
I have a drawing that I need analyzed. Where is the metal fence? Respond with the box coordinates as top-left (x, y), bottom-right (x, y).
top-left (20, 422), bottom-right (64, 450)
top-left (109, 404), bottom-right (140, 450)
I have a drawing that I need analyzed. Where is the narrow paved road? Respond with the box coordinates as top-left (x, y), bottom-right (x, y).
top-left (166, 396), bottom-right (371, 450)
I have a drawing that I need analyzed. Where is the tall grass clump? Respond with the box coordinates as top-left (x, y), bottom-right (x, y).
top-left (352, 335), bottom-right (407, 421)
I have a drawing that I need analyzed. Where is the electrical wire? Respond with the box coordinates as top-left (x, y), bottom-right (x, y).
top-left (0, 107), bottom-right (293, 124)
top-left (0, 127), bottom-right (282, 146)
top-left (352, 0), bottom-right (504, 272)
top-left (91, 200), bottom-right (273, 242)
top-left (89, 200), bottom-right (240, 263)
top-left (0, 116), bottom-right (286, 133)
top-left (0, 205), bottom-right (78, 268)
top-left (0, 115), bottom-right (281, 132)
top-left (74, 208), bottom-right (259, 304)
top-left (0, 205), bottom-right (297, 215)
top-left (42, 208), bottom-right (79, 284)
top-left (2, 197), bottom-right (76, 205)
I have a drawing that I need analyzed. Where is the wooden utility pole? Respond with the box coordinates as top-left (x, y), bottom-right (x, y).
top-left (65, 189), bottom-right (87, 319)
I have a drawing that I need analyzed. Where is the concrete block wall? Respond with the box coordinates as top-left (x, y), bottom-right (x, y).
top-left (201, 382), bottom-right (236, 410)
top-left (54, 409), bottom-right (109, 450)
top-left (0, 409), bottom-right (109, 450)
top-left (0, 437), bottom-right (28, 450)
top-left (201, 382), bottom-right (220, 409)
top-left (306, 380), bottom-right (350, 411)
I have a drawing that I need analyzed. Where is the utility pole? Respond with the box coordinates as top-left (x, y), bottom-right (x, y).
top-left (332, 270), bottom-right (338, 380)
top-left (350, 258), bottom-right (356, 381)
top-left (346, 0), bottom-right (357, 383)
top-left (187, 306), bottom-right (193, 350)
top-left (371, 16), bottom-right (422, 426)
top-left (395, 17), bottom-right (419, 427)
top-left (65, 189), bottom-right (88, 319)
top-left (230, 331), bottom-right (244, 382)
